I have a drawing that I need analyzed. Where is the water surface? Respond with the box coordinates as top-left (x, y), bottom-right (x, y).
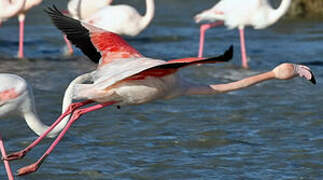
top-left (0, 0), bottom-right (322, 179)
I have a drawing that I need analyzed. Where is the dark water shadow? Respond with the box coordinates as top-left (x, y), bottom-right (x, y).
top-left (298, 60), bottom-right (323, 66)
top-left (231, 139), bottom-right (263, 146)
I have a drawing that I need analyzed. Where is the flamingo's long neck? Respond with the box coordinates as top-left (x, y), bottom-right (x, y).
top-left (268, 0), bottom-right (291, 25)
top-left (22, 86), bottom-right (50, 137)
top-left (23, 72), bottom-right (93, 138)
top-left (140, 0), bottom-right (155, 30)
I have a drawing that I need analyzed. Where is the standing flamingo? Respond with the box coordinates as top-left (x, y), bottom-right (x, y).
top-left (0, 0), bottom-right (43, 58)
top-left (63, 0), bottom-right (114, 55)
top-left (0, 72), bottom-right (93, 178)
top-left (9, 0), bottom-right (43, 58)
top-left (0, 135), bottom-right (13, 180)
top-left (0, 0), bottom-right (25, 26)
top-left (194, 0), bottom-right (291, 68)
top-left (85, 0), bottom-right (155, 37)
top-left (6, 6), bottom-right (315, 176)
top-left (67, 0), bottom-right (114, 20)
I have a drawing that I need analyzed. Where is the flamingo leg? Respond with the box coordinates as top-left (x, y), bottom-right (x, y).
top-left (63, 34), bottom-right (74, 56)
top-left (18, 14), bottom-right (25, 59)
top-left (4, 100), bottom-right (94, 161)
top-left (16, 101), bottom-right (117, 176)
top-left (239, 27), bottom-right (248, 69)
top-left (0, 134), bottom-right (14, 180)
top-left (198, 21), bottom-right (224, 58)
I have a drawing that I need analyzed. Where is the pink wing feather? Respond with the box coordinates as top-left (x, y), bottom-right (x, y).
top-left (90, 31), bottom-right (143, 66)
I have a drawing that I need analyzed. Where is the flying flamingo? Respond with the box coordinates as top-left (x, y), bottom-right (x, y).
top-left (84, 0), bottom-right (155, 37)
top-left (6, 6), bottom-right (315, 176)
top-left (63, 0), bottom-right (114, 55)
top-left (194, 0), bottom-right (292, 68)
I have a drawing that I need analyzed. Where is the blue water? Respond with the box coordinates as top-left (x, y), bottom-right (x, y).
top-left (0, 0), bottom-right (322, 179)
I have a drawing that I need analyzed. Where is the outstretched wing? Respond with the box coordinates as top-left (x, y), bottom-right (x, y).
top-left (45, 6), bottom-right (143, 65)
top-left (125, 46), bottom-right (233, 81)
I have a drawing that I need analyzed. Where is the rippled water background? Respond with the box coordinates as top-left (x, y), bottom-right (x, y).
top-left (0, 0), bottom-right (322, 179)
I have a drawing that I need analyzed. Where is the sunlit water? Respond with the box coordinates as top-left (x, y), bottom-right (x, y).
top-left (0, 0), bottom-right (322, 179)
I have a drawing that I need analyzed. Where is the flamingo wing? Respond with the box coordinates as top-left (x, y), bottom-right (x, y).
top-left (45, 6), bottom-right (142, 65)
top-left (125, 45), bottom-right (233, 81)
top-left (78, 45), bottom-right (232, 94)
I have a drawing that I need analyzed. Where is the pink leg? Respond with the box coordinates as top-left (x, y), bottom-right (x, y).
top-left (18, 14), bottom-right (25, 59)
top-left (198, 21), bottom-right (224, 58)
top-left (4, 100), bottom-right (94, 161)
top-left (16, 101), bottom-right (117, 176)
top-left (239, 28), bottom-right (248, 69)
top-left (63, 34), bottom-right (74, 56)
top-left (0, 134), bottom-right (14, 180)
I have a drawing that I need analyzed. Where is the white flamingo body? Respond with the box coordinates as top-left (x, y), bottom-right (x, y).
top-left (195, 0), bottom-right (291, 68)
top-left (0, 0), bottom-right (25, 24)
top-left (196, 0), bottom-right (279, 29)
top-left (85, 0), bottom-right (155, 37)
top-left (73, 58), bottom-right (181, 104)
top-left (0, 74), bottom-right (28, 117)
top-left (67, 0), bottom-right (113, 20)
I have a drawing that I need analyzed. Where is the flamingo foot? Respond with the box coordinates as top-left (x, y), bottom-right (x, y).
top-left (241, 56), bottom-right (249, 69)
top-left (63, 45), bottom-right (74, 56)
top-left (3, 150), bottom-right (27, 161)
top-left (16, 162), bottom-right (40, 176)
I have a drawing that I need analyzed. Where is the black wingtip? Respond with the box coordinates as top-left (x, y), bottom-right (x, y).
top-left (310, 71), bottom-right (316, 85)
top-left (224, 45), bottom-right (234, 61)
top-left (44, 5), bottom-right (62, 17)
top-left (45, 5), bottom-right (101, 63)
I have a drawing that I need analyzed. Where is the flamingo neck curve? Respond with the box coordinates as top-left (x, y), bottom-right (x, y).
top-left (268, 0), bottom-right (291, 25)
top-left (140, 0), bottom-right (155, 30)
top-left (23, 72), bottom-right (93, 138)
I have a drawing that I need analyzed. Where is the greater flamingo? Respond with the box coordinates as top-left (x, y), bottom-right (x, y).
top-left (0, 0), bottom-right (25, 26)
top-left (0, 72), bottom-right (93, 177)
top-left (0, 135), bottom-right (13, 180)
top-left (85, 0), bottom-right (155, 37)
top-left (194, 0), bottom-right (291, 68)
top-left (6, 6), bottom-right (315, 176)
top-left (67, 0), bottom-right (114, 20)
top-left (63, 0), bottom-right (114, 55)
top-left (2, 0), bottom-right (43, 58)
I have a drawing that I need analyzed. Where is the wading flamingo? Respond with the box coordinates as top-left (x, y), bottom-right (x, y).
top-left (194, 0), bottom-right (291, 68)
top-left (68, 0), bottom-right (114, 20)
top-left (63, 0), bottom-right (114, 55)
top-left (7, 6), bottom-right (315, 176)
top-left (0, 72), bottom-right (93, 177)
top-left (85, 0), bottom-right (155, 37)
top-left (4, 0), bottom-right (43, 58)
top-left (0, 134), bottom-right (13, 180)
top-left (0, 0), bottom-right (25, 26)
